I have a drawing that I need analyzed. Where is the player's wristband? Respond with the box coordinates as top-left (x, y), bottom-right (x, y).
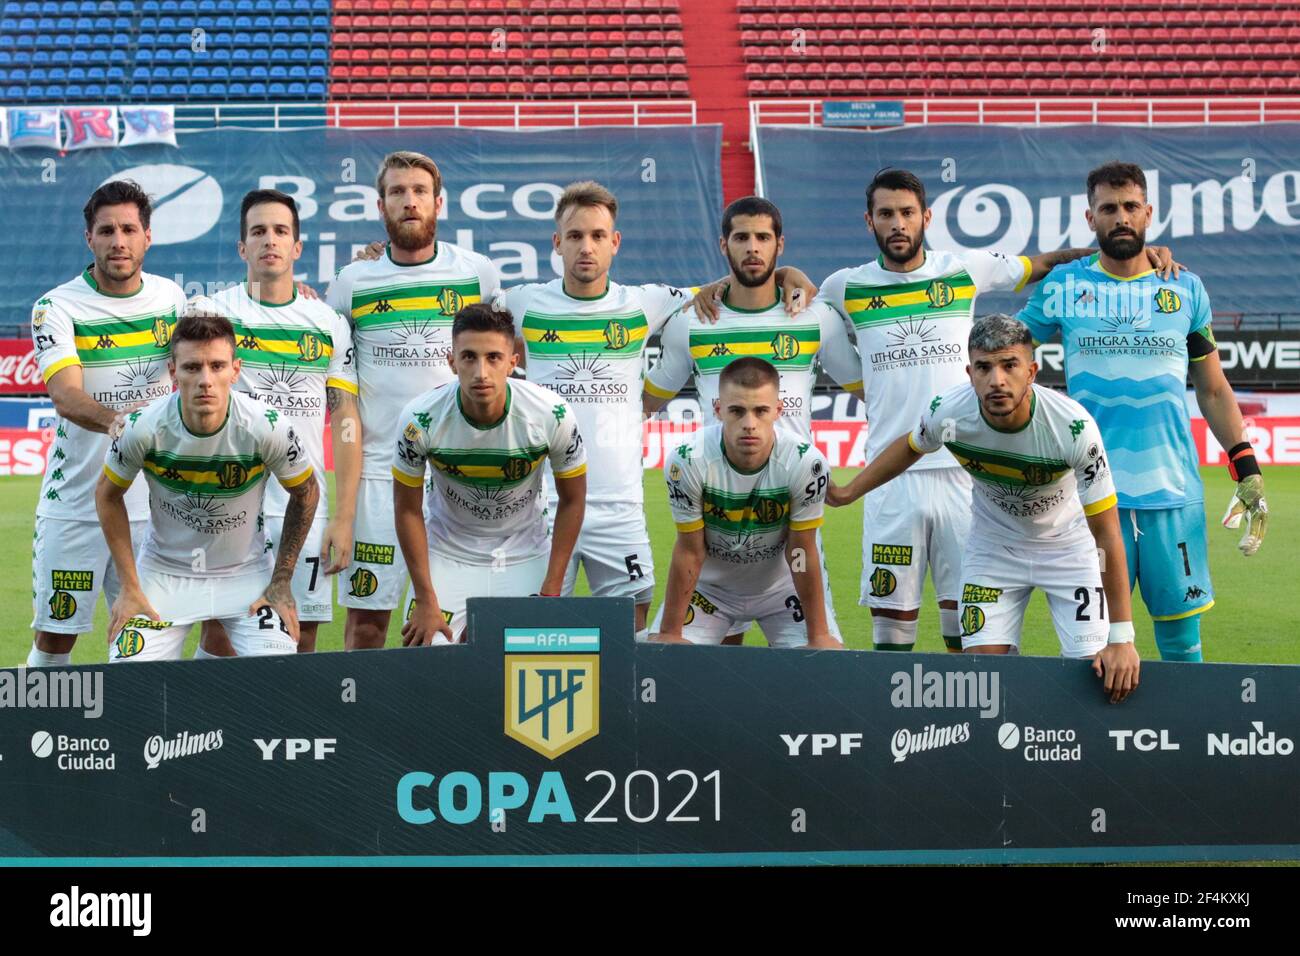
top-left (1226, 441), bottom-right (1261, 481)
top-left (1108, 621), bottom-right (1136, 645)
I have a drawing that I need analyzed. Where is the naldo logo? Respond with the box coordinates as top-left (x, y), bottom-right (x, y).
top-left (102, 165), bottom-right (223, 244)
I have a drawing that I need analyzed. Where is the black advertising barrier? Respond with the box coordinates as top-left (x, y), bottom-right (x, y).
top-left (0, 598), bottom-right (1295, 865)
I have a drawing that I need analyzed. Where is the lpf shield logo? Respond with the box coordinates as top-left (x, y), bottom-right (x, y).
top-left (504, 627), bottom-right (599, 760)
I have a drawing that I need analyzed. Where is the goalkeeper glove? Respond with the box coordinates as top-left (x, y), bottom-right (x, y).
top-left (1221, 442), bottom-right (1267, 556)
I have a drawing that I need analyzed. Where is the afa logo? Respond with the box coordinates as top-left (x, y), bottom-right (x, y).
top-left (151, 315), bottom-right (172, 349)
top-left (115, 628), bottom-right (146, 658)
top-left (403, 422), bottom-right (421, 443)
top-left (1154, 288), bottom-right (1182, 314)
top-left (297, 331), bottom-right (324, 363)
top-left (48, 591), bottom-right (77, 622)
top-left (501, 456), bottom-right (532, 482)
top-left (668, 462), bottom-right (682, 482)
top-left (925, 280), bottom-right (955, 309)
top-left (602, 320), bottom-right (629, 350)
top-left (504, 628), bottom-right (599, 760)
top-left (348, 567), bottom-right (378, 598)
top-left (869, 567), bottom-right (897, 598)
top-left (751, 496), bottom-right (785, 525)
top-left (437, 288), bottom-right (466, 316)
top-left (770, 332), bottom-right (800, 361)
top-left (216, 461), bottom-right (249, 490)
top-left (960, 605), bottom-right (986, 636)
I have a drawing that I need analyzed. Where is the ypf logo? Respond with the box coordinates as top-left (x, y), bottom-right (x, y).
top-left (504, 627), bottom-right (599, 759)
top-left (103, 165), bottom-right (223, 245)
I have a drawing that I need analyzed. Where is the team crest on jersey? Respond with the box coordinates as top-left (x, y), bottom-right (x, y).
top-left (1154, 288), bottom-right (1182, 314)
top-left (770, 332), bottom-right (800, 361)
top-left (668, 463), bottom-right (682, 482)
top-left (869, 567), bottom-right (897, 598)
top-left (1021, 463), bottom-right (1054, 486)
top-left (297, 331), bottom-right (324, 363)
top-left (960, 605), bottom-right (985, 637)
top-left (504, 628), bottom-right (600, 760)
top-left (32, 298), bottom-right (50, 327)
top-left (925, 280), bottom-right (955, 309)
top-left (348, 567), bottom-right (379, 597)
top-left (602, 320), bottom-right (630, 350)
top-left (47, 591), bottom-right (76, 621)
top-left (437, 288), bottom-right (465, 316)
top-left (501, 456), bottom-right (532, 482)
top-left (115, 628), bottom-right (146, 658)
top-left (151, 315), bottom-right (172, 348)
top-left (403, 422), bottom-right (421, 443)
top-left (752, 497), bottom-right (785, 524)
top-left (217, 462), bottom-right (249, 490)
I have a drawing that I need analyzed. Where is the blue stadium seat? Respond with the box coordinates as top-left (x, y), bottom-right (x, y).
top-left (231, 30), bottom-right (249, 45)
top-left (251, 13), bottom-right (269, 29)
top-left (134, 48), bottom-right (152, 64)
top-left (307, 48), bottom-right (325, 65)
top-left (287, 80), bottom-right (305, 97)
top-left (154, 47), bottom-right (173, 63)
top-left (287, 64), bottom-right (305, 79)
top-left (231, 13), bottom-right (249, 28)
top-left (227, 80), bottom-right (245, 96)
top-left (186, 81), bottom-right (206, 97)
top-left (28, 65), bottom-right (45, 80)
top-left (271, 30), bottom-right (288, 45)
top-left (48, 65), bottom-right (64, 80)
top-left (67, 64), bottom-right (85, 80)
top-left (309, 14), bottom-right (327, 30)
top-left (60, 0), bottom-right (79, 11)
top-left (73, 13), bottom-right (89, 27)
top-left (306, 80), bottom-right (324, 97)
top-left (0, 68), bottom-right (8, 83)
top-left (308, 64), bottom-right (325, 81)
top-left (248, 80), bottom-right (268, 97)
top-left (234, 0), bottom-right (252, 11)
top-left (229, 64), bottom-right (247, 79)
top-left (270, 46), bottom-right (288, 62)
top-left (310, 0), bottom-right (326, 11)
top-left (43, 82), bottom-right (62, 98)
top-left (73, 31), bottom-right (91, 44)
top-left (131, 66), bottom-right (150, 80)
top-left (211, 16), bottom-right (230, 31)
top-left (179, 0), bottom-right (197, 11)
top-left (207, 80), bottom-right (227, 97)
top-left (84, 81), bottom-right (102, 96)
top-left (17, 16), bottom-right (35, 29)
top-left (160, 0), bottom-right (179, 14)
top-left (250, 30), bottom-right (268, 45)
top-left (54, 15), bottom-right (70, 28)
top-left (88, 48), bottom-right (107, 64)
top-left (147, 81), bottom-right (166, 97)
top-left (173, 49), bottom-right (192, 65)
top-left (116, 0), bottom-right (136, 11)
top-left (91, 14), bottom-right (108, 27)
top-left (216, 0), bottom-right (233, 9)
top-left (268, 64), bottom-right (286, 79)
top-left (198, 0), bottom-right (214, 10)
top-left (291, 0), bottom-right (307, 10)
top-left (53, 36), bottom-right (73, 51)
top-left (103, 82), bottom-right (121, 98)
top-left (138, 14), bottom-right (155, 29)
top-left (13, 36), bottom-right (32, 51)
top-left (129, 82), bottom-right (147, 98)
top-left (105, 65), bottom-right (123, 81)
top-left (266, 80), bottom-right (284, 96)
top-left (0, 18), bottom-right (13, 30)
top-left (4, 84), bottom-right (23, 98)
top-left (210, 63), bottom-right (227, 79)
top-left (40, 1), bottom-right (57, 12)
top-left (109, 49), bottom-right (126, 65)
top-left (190, 63), bottom-right (208, 79)
top-left (141, 0), bottom-right (158, 10)
top-left (271, 14), bottom-right (289, 29)
top-left (0, 52), bottom-right (10, 66)
top-left (308, 30), bottom-right (326, 45)
top-left (151, 66), bottom-right (170, 80)
top-left (30, 49), bottom-right (49, 63)
top-left (64, 82), bottom-right (81, 97)
top-left (248, 63), bottom-right (266, 79)
top-left (210, 29), bottom-right (231, 44)
top-left (112, 15), bottom-right (129, 29)
top-left (23, 84), bottom-right (43, 99)
top-left (0, 37), bottom-right (13, 51)
top-left (19, 2), bottom-right (38, 13)
top-left (109, 32), bottom-right (130, 46)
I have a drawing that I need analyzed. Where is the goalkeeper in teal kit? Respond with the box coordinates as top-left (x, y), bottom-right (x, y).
top-left (1017, 162), bottom-right (1268, 661)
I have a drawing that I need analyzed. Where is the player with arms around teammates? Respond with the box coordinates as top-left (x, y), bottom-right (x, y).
top-left (1017, 162), bottom-right (1268, 663)
top-left (654, 358), bottom-right (841, 649)
top-left (194, 189), bottom-right (362, 656)
top-left (831, 316), bottom-right (1139, 701)
top-left (96, 310), bottom-right (319, 661)
top-left (27, 180), bottom-right (186, 668)
top-left (326, 151), bottom-right (500, 650)
top-left (818, 168), bottom-right (1178, 655)
top-left (393, 303), bottom-right (587, 645)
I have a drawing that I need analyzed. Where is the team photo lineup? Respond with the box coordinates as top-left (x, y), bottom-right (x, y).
top-left (26, 150), bottom-right (1274, 704)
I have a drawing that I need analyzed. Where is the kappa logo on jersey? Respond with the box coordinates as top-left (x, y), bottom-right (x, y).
top-left (1154, 288), bottom-right (1182, 313)
top-left (264, 409), bottom-right (279, 429)
top-left (869, 567), bottom-right (897, 597)
top-left (1070, 419), bottom-right (1086, 439)
top-left (348, 567), bottom-right (379, 597)
top-left (51, 570), bottom-right (93, 591)
top-left (115, 628), bottom-right (145, 658)
top-left (217, 462), bottom-right (248, 489)
top-left (929, 395), bottom-right (942, 414)
top-left (675, 443), bottom-right (692, 460)
top-left (238, 333), bottom-right (260, 350)
top-left (871, 544), bottom-right (913, 566)
top-left (94, 333), bottom-right (114, 350)
top-left (960, 605), bottom-right (985, 636)
top-left (770, 332), bottom-right (800, 361)
top-left (437, 288), bottom-right (465, 315)
top-left (48, 591), bottom-right (77, 621)
top-left (602, 320), bottom-right (629, 350)
top-left (551, 404), bottom-right (566, 423)
top-left (353, 541), bottom-right (395, 565)
top-left (1185, 585), bottom-right (1208, 602)
top-left (539, 329), bottom-right (561, 344)
top-left (504, 628), bottom-right (600, 760)
top-left (925, 280), bottom-right (955, 308)
top-left (297, 331), bottom-right (324, 362)
top-left (372, 298), bottom-right (395, 314)
top-left (867, 295), bottom-right (888, 310)
top-left (708, 343), bottom-right (731, 358)
top-left (797, 442), bottom-right (810, 458)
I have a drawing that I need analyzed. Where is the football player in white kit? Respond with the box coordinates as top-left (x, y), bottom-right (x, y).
top-left (326, 152), bottom-right (500, 649)
top-left (27, 180), bottom-right (186, 667)
top-left (653, 357), bottom-right (841, 648)
top-left (830, 315), bottom-right (1140, 702)
top-left (196, 189), bottom-right (361, 654)
top-left (818, 168), bottom-right (1175, 654)
top-left (393, 303), bottom-right (586, 644)
top-left (95, 309), bottom-right (319, 661)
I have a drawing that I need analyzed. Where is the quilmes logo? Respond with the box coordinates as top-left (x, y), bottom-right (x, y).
top-left (0, 668), bottom-right (103, 718)
top-left (143, 729), bottom-right (224, 769)
top-left (1207, 722), bottom-right (1294, 757)
top-left (504, 627), bottom-right (599, 759)
top-left (890, 722), bottom-right (971, 764)
top-left (103, 165), bottom-right (223, 245)
top-left (889, 664), bottom-right (1000, 719)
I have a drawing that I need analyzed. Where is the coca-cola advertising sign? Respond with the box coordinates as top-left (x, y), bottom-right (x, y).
top-left (0, 339), bottom-right (42, 394)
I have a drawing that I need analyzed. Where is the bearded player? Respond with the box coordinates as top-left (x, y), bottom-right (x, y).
top-left (1017, 162), bottom-right (1268, 661)
top-left (326, 151), bottom-right (500, 649)
top-left (27, 180), bottom-right (186, 667)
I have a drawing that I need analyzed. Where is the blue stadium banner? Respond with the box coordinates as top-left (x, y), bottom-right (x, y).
top-left (822, 100), bottom-right (906, 127)
top-left (0, 597), bottom-right (1294, 865)
top-left (756, 123), bottom-right (1300, 314)
top-left (0, 125), bottom-right (722, 310)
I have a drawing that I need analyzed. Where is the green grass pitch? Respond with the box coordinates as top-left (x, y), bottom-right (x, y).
top-left (1, 466), bottom-right (1295, 665)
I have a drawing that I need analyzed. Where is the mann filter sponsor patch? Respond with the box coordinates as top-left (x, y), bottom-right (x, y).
top-left (871, 544), bottom-right (913, 566)
top-left (51, 570), bottom-right (93, 591)
top-left (354, 541), bottom-right (395, 565)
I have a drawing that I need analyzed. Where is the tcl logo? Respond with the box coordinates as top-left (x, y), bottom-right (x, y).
top-left (254, 738), bottom-right (336, 760)
top-left (1109, 729), bottom-right (1180, 752)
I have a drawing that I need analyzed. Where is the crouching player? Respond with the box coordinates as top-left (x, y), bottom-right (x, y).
top-left (830, 316), bottom-right (1139, 700)
top-left (653, 358), bottom-right (842, 648)
top-left (393, 303), bottom-right (587, 644)
top-left (95, 310), bottom-right (319, 661)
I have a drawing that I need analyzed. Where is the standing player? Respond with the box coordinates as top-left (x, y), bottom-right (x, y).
top-left (95, 310), bottom-right (319, 661)
top-left (1017, 162), bottom-right (1268, 662)
top-left (829, 316), bottom-right (1139, 701)
top-left (653, 358), bottom-right (841, 649)
top-left (818, 168), bottom-right (1174, 653)
top-left (393, 304), bottom-right (586, 644)
top-left (27, 180), bottom-right (186, 667)
top-left (326, 151), bottom-right (500, 649)
top-left (196, 189), bottom-right (361, 654)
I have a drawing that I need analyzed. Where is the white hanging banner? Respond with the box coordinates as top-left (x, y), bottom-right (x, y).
top-left (0, 109), bottom-right (8, 148)
top-left (7, 108), bottom-right (62, 150)
top-left (119, 105), bottom-right (177, 147)
top-left (62, 106), bottom-right (119, 149)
